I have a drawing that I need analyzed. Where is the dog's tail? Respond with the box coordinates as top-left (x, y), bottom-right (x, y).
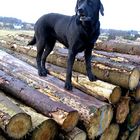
top-left (27, 35), bottom-right (36, 45)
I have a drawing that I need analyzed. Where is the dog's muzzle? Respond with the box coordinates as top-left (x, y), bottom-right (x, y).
top-left (77, 9), bottom-right (91, 21)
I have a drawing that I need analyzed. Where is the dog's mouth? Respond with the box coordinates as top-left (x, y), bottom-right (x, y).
top-left (77, 12), bottom-right (91, 21)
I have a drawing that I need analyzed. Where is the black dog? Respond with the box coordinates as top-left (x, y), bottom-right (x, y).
top-left (28, 0), bottom-right (104, 90)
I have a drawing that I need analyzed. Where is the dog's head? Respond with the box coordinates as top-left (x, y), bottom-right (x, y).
top-left (75, 0), bottom-right (104, 22)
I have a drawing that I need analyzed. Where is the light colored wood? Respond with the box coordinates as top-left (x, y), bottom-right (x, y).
top-left (7, 95), bottom-right (59, 140)
top-left (0, 50), bottom-right (113, 140)
top-left (116, 96), bottom-right (130, 124)
top-left (1, 43), bottom-right (139, 90)
top-left (100, 123), bottom-right (119, 140)
top-left (0, 70), bottom-right (78, 133)
top-left (64, 127), bottom-right (87, 140)
top-left (0, 48), bottom-right (121, 104)
top-left (0, 90), bottom-right (32, 139)
top-left (95, 40), bottom-right (140, 55)
top-left (127, 103), bottom-right (140, 131)
top-left (128, 126), bottom-right (140, 140)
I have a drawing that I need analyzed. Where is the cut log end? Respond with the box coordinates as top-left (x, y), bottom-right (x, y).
top-left (65, 127), bottom-right (87, 140)
top-left (129, 68), bottom-right (139, 90)
top-left (6, 113), bottom-right (32, 139)
top-left (87, 106), bottom-right (113, 139)
top-left (62, 111), bottom-right (79, 132)
top-left (32, 119), bottom-right (58, 140)
top-left (110, 87), bottom-right (121, 104)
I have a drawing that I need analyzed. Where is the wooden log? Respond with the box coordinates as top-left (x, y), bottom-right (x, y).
top-left (2, 49), bottom-right (121, 104)
top-left (127, 103), bottom-right (140, 131)
top-left (0, 71), bottom-right (78, 133)
top-left (5, 93), bottom-right (59, 140)
top-left (128, 126), bottom-right (140, 140)
top-left (47, 48), bottom-right (139, 90)
top-left (60, 127), bottom-right (87, 140)
top-left (0, 90), bottom-right (32, 139)
top-left (116, 96), bottom-right (130, 124)
top-left (2, 44), bottom-right (139, 90)
top-left (99, 123), bottom-right (119, 140)
top-left (47, 64), bottom-right (121, 104)
top-left (93, 50), bottom-right (140, 69)
top-left (95, 40), bottom-right (140, 55)
top-left (0, 50), bottom-right (113, 139)
top-left (130, 83), bottom-right (140, 102)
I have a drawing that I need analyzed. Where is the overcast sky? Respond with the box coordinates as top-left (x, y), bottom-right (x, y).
top-left (0, 0), bottom-right (140, 30)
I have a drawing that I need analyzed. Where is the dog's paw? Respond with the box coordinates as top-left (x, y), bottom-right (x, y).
top-left (88, 74), bottom-right (97, 81)
top-left (64, 82), bottom-right (73, 91)
top-left (38, 69), bottom-right (49, 76)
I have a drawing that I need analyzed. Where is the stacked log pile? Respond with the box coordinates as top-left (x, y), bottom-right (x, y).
top-left (0, 33), bottom-right (140, 139)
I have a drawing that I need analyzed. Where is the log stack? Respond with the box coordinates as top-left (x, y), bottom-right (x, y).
top-left (0, 32), bottom-right (140, 139)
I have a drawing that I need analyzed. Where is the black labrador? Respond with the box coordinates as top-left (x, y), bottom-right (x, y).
top-left (28, 0), bottom-right (104, 90)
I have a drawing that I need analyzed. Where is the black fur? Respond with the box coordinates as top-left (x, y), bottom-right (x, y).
top-left (28, 0), bottom-right (104, 90)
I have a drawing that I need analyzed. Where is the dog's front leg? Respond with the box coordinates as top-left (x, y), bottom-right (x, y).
top-left (85, 47), bottom-right (97, 81)
top-left (65, 50), bottom-right (76, 90)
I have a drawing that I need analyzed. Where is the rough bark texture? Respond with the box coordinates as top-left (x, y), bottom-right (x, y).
top-left (100, 123), bottom-right (119, 140)
top-left (0, 90), bottom-right (32, 139)
top-left (95, 40), bottom-right (140, 55)
top-left (0, 50), bottom-right (113, 139)
top-left (128, 126), bottom-right (140, 140)
top-left (2, 44), bottom-right (139, 90)
top-left (62, 127), bottom-right (87, 140)
top-left (47, 48), bottom-right (139, 90)
top-left (0, 71), bottom-right (78, 133)
top-left (7, 95), bottom-right (59, 140)
top-left (3, 49), bottom-right (121, 104)
top-left (127, 103), bottom-right (140, 131)
top-left (116, 97), bottom-right (130, 124)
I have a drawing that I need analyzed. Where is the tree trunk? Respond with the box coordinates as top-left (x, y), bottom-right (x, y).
top-left (0, 50), bottom-right (113, 139)
top-left (47, 48), bottom-right (139, 90)
top-left (6, 93), bottom-right (59, 140)
top-left (130, 83), bottom-right (140, 102)
top-left (1, 44), bottom-right (139, 90)
top-left (128, 126), bottom-right (140, 140)
top-left (4, 50), bottom-right (121, 104)
top-left (61, 127), bottom-right (87, 140)
top-left (95, 40), bottom-right (140, 55)
top-left (116, 96), bottom-right (130, 124)
top-left (99, 123), bottom-right (119, 140)
top-left (0, 90), bottom-right (32, 139)
top-left (0, 71), bottom-right (78, 133)
top-left (127, 103), bottom-right (140, 131)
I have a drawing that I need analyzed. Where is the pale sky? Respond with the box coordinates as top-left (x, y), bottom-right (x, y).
top-left (0, 0), bottom-right (140, 30)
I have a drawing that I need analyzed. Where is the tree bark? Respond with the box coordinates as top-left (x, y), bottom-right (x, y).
top-left (4, 50), bottom-right (121, 104)
top-left (0, 90), bottom-right (32, 139)
top-left (6, 94), bottom-right (59, 140)
top-left (61, 127), bottom-right (87, 140)
top-left (0, 71), bottom-right (78, 133)
top-left (99, 123), bottom-right (119, 140)
top-left (116, 96), bottom-right (130, 124)
top-left (128, 126), bottom-right (140, 140)
top-left (95, 40), bottom-right (140, 55)
top-left (1, 44), bottom-right (139, 90)
top-left (0, 50), bottom-right (113, 140)
top-left (47, 48), bottom-right (139, 90)
top-left (127, 103), bottom-right (140, 131)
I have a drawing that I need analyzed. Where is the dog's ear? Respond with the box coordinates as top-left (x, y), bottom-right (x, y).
top-left (100, 1), bottom-right (104, 16)
top-left (75, 1), bottom-right (79, 14)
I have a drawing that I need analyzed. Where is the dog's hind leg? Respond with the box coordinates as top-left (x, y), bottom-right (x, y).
top-left (41, 39), bottom-right (56, 75)
top-left (36, 39), bottom-right (46, 76)
top-left (84, 47), bottom-right (97, 81)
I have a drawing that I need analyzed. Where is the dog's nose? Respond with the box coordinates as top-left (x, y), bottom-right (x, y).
top-left (77, 8), bottom-right (85, 16)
